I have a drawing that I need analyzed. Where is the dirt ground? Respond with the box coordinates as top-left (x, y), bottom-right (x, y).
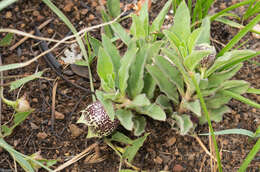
top-left (0, 0), bottom-right (259, 171)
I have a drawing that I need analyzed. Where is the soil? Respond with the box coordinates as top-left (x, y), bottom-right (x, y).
top-left (0, 0), bottom-right (259, 172)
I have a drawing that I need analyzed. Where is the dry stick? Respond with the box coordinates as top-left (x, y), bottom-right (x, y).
top-left (53, 143), bottom-right (98, 172)
top-left (199, 154), bottom-right (207, 172)
top-left (193, 135), bottom-right (217, 163)
top-left (0, 53), bottom-right (2, 135)
top-left (51, 80), bottom-right (58, 131)
top-left (9, 18), bottom-right (53, 51)
top-left (0, 11), bottom-right (125, 73)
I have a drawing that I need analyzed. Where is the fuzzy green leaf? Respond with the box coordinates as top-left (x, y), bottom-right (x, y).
top-left (183, 99), bottom-right (201, 117)
top-left (150, 0), bottom-right (172, 33)
top-left (199, 105), bottom-right (230, 124)
top-left (136, 103), bottom-right (166, 121)
top-left (146, 64), bottom-right (179, 104)
top-left (97, 47), bottom-right (115, 92)
top-left (155, 95), bottom-right (172, 111)
top-left (170, 1), bottom-right (191, 41)
top-left (118, 41), bottom-right (137, 96)
top-left (123, 133), bottom-right (149, 162)
top-left (96, 90), bottom-right (115, 121)
top-left (130, 14), bottom-right (146, 39)
top-left (0, 33), bottom-right (13, 47)
top-left (133, 116), bottom-right (146, 136)
top-left (142, 72), bottom-right (156, 99)
top-left (107, 0), bottom-right (120, 18)
top-left (172, 113), bottom-right (193, 135)
top-left (127, 44), bottom-right (149, 98)
top-left (196, 17), bottom-right (211, 44)
top-left (128, 94), bottom-right (150, 108)
top-left (116, 109), bottom-right (134, 131)
top-left (139, 0), bottom-right (149, 37)
top-left (199, 128), bottom-right (255, 138)
top-left (187, 28), bottom-right (202, 54)
top-left (89, 36), bottom-right (102, 58)
top-left (111, 22), bottom-right (131, 45)
top-left (110, 132), bottom-right (134, 144)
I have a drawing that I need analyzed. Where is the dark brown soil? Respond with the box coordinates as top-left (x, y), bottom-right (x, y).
top-left (0, 0), bottom-right (259, 172)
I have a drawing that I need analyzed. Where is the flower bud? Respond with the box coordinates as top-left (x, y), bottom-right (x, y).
top-left (15, 94), bottom-right (32, 112)
top-left (195, 44), bottom-right (216, 69)
top-left (78, 101), bottom-right (119, 137)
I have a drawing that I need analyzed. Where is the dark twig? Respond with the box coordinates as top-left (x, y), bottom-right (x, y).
top-left (0, 53), bottom-right (2, 134)
top-left (35, 28), bottom-right (94, 95)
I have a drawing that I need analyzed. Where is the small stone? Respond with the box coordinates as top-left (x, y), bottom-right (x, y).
top-left (173, 164), bottom-right (184, 172)
top-left (91, 1), bottom-right (98, 7)
top-left (37, 132), bottom-right (48, 139)
top-left (88, 14), bottom-right (95, 21)
top-left (33, 10), bottom-right (40, 16)
top-left (220, 3), bottom-right (226, 10)
top-left (5, 11), bottom-right (12, 19)
top-left (47, 28), bottom-right (54, 34)
top-left (166, 137), bottom-right (176, 147)
top-left (64, 1), bottom-right (74, 12)
top-left (154, 156), bottom-right (163, 164)
top-left (55, 111), bottom-right (65, 120)
top-left (69, 124), bottom-right (83, 138)
top-left (30, 122), bottom-right (39, 130)
top-left (32, 98), bottom-right (38, 103)
top-left (252, 24), bottom-right (260, 39)
top-left (80, 9), bottom-right (88, 15)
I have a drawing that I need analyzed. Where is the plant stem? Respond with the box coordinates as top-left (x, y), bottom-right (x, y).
top-left (190, 72), bottom-right (222, 172)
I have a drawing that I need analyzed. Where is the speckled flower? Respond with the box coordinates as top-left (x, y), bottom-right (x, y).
top-left (195, 43), bottom-right (216, 69)
top-left (80, 101), bottom-right (119, 137)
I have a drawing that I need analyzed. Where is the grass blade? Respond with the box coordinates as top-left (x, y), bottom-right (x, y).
top-left (217, 14), bottom-right (260, 57)
top-left (0, 0), bottom-right (17, 11)
top-left (199, 128), bottom-right (255, 138)
top-left (238, 138), bottom-right (260, 172)
top-left (247, 88), bottom-right (260, 94)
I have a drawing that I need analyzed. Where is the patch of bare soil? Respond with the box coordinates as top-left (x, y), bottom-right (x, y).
top-left (0, 0), bottom-right (259, 171)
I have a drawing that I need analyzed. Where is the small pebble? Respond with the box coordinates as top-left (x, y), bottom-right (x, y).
top-left (5, 11), bottom-right (12, 19)
top-left (69, 124), bottom-right (83, 138)
top-left (252, 24), bottom-right (260, 39)
top-left (37, 132), bottom-right (48, 139)
top-left (173, 164), bottom-right (184, 172)
top-left (55, 111), bottom-right (65, 120)
top-left (154, 156), bottom-right (163, 164)
top-left (166, 137), bottom-right (176, 147)
top-left (64, 1), bottom-right (74, 12)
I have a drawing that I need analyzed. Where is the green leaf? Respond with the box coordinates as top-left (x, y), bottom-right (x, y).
top-left (136, 103), bottom-right (166, 121)
top-left (142, 72), bottom-right (156, 99)
top-left (127, 44), bottom-right (149, 98)
top-left (170, 1), bottom-right (191, 41)
top-left (221, 80), bottom-right (249, 92)
top-left (247, 87), bottom-right (260, 94)
top-left (2, 110), bottom-right (33, 136)
top-left (101, 9), bottom-right (114, 38)
top-left (96, 90), bottom-right (115, 121)
top-left (89, 36), bottom-right (102, 58)
top-left (107, 0), bottom-right (120, 18)
top-left (199, 105), bottom-right (230, 124)
top-left (110, 131), bottom-right (133, 144)
top-left (163, 30), bottom-right (181, 54)
top-left (187, 28), bottom-right (202, 54)
top-left (147, 41), bottom-right (164, 63)
top-left (130, 14), bottom-right (146, 39)
top-left (238, 138), bottom-right (260, 172)
top-left (154, 55), bottom-right (184, 96)
top-left (146, 64), bottom-right (179, 104)
top-left (0, 0), bottom-right (18, 11)
top-left (205, 92), bottom-right (231, 109)
top-left (139, 0), bottom-right (149, 37)
top-left (172, 113), bottom-right (193, 135)
top-left (116, 109), bottom-right (134, 131)
top-left (199, 128), bottom-right (255, 138)
top-left (10, 71), bottom-right (44, 91)
top-left (97, 47), bottom-right (115, 92)
top-left (0, 33), bottom-right (13, 46)
top-left (208, 64), bottom-right (242, 88)
top-left (128, 94), bottom-right (150, 108)
top-left (184, 49), bottom-right (213, 71)
top-left (111, 22), bottom-right (131, 45)
top-left (118, 41), bottom-right (137, 96)
top-left (206, 50), bottom-right (255, 77)
top-left (150, 0), bottom-right (172, 33)
top-left (196, 17), bottom-right (211, 44)
top-left (102, 34), bottom-right (121, 75)
top-left (123, 133), bottom-right (149, 162)
top-left (183, 99), bottom-right (201, 117)
top-left (155, 95), bottom-right (172, 112)
top-left (133, 116), bottom-right (146, 136)
top-left (120, 169), bottom-right (138, 172)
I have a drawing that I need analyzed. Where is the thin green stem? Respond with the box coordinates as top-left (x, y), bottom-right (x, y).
top-left (190, 72), bottom-right (222, 172)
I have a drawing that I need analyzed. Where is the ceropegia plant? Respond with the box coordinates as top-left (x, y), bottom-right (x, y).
top-left (77, 0), bottom-right (174, 138)
top-left (147, 1), bottom-right (259, 135)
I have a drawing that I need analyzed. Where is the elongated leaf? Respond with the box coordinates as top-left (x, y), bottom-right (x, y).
top-left (172, 113), bottom-right (193, 135)
top-left (150, 0), bottom-right (172, 33)
top-left (142, 72), bottom-right (156, 99)
top-left (120, 169), bottom-right (137, 172)
top-left (97, 47), bottom-right (115, 92)
top-left (136, 103), bottom-right (166, 121)
top-left (147, 41), bottom-right (164, 63)
top-left (116, 109), bottom-right (134, 131)
top-left (102, 34), bottom-right (121, 74)
top-left (130, 14), bottom-right (146, 39)
top-left (205, 92), bottom-right (231, 109)
top-left (184, 49), bottom-right (212, 71)
top-left (123, 133), bottom-right (149, 162)
top-left (127, 44), bottom-right (148, 98)
top-left (96, 90), bottom-right (115, 120)
top-left (2, 110), bottom-right (33, 136)
top-left (111, 22), bottom-right (131, 45)
top-left (183, 99), bottom-right (201, 117)
top-left (89, 36), bottom-right (102, 58)
top-left (187, 28), bottom-right (202, 54)
top-left (101, 9), bottom-right (114, 38)
top-left (170, 1), bottom-right (191, 41)
top-left (128, 94), bottom-right (150, 108)
top-left (10, 71), bottom-right (44, 91)
top-left (206, 50), bottom-right (255, 77)
top-left (199, 128), bottom-right (255, 138)
top-left (155, 95), bottom-right (172, 112)
top-left (247, 88), bottom-right (260, 95)
top-left (110, 131), bottom-right (133, 144)
top-left (163, 30), bottom-right (181, 53)
top-left (0, 33), bottom-right (13, 46)
top-left (107, 0), bottom-right (120, 18)
top-left (118, 41), bottom-right (137, 96)
top-left (196, 17), bottom-right (211, 44)
top-left (238, 138), bottom-right (260, 172)
top-left (154, 55), bottom-right (184, 96)
top-left (133, 116), bottom-right (146, 136)
top-left (146, 64), bottom-right (179, 103)
top-left (208, 64), bottom-right (242, 88)
top-left (139, 0), bottom-right (149, 37)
